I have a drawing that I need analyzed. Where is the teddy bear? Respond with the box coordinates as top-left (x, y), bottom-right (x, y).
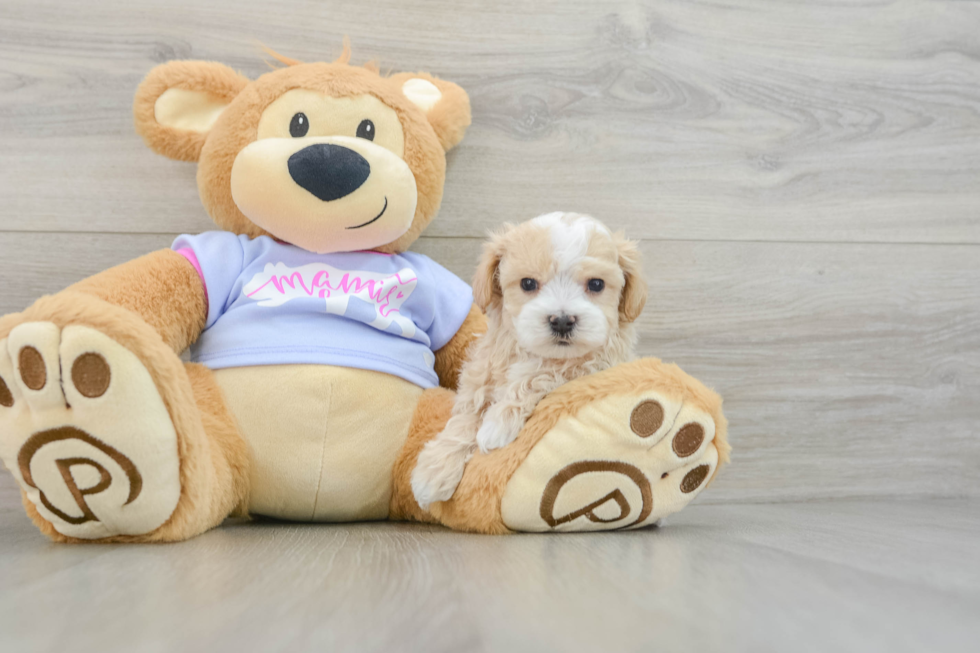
top-left (0, 47), bottom-right (730, 542)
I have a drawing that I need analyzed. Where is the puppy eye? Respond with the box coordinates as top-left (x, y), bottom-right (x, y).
top-left (356, 119), bottom-right (375, 141)
top-left (289, 113), bottom-right (310, 138)
top-left (520, 278), bottom-right (538, 292)
top-left (587, 279), bottom-right (605, 293)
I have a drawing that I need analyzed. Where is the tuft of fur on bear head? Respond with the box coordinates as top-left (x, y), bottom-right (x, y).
top-left (133, 46), bottom-right (471, 254)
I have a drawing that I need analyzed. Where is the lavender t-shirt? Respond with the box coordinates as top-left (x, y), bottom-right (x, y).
top-left (172, 232), bottom-right (473, 388)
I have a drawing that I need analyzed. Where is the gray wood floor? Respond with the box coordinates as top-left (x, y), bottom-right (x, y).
top-left (0, 474), bottom-right (977, 653)
top-left (0, 0), bottom-right (979, 650)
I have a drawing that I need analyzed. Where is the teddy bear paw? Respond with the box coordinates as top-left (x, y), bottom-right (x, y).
top-left (0, 322), bottom-right (181, 539)
top-left (499, 388), bottom-right (720, 532)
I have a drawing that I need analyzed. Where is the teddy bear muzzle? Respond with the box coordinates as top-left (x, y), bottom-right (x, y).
top-left (229, 135), bottom-right (418, 254)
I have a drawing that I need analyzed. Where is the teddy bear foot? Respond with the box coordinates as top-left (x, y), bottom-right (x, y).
top-left (500, 387), bottom-right (720, 532)
top-left (0, 322), bottom-right (181, 540)
top-left (426, 358), bottom-right (729, 534)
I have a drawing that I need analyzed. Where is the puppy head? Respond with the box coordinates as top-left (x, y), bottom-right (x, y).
top-left (473, 212), bottom-right (647, 359)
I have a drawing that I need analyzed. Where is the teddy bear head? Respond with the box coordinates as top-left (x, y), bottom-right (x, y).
top-left (133, 48), bottom-right (470, 254)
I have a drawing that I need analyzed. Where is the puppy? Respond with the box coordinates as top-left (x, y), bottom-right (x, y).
top-left (411, 212), bottom-right (647, 509)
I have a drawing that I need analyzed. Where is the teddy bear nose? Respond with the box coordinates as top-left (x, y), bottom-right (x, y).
top-left (287, 143), bottom-right (371, 202)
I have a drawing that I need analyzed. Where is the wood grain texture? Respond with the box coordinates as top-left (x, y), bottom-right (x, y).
top-left (1, 233), bottom-right (977, 503)
top-left (0, 0), bottom-right (979, 241)
top-left (0, 474), bottom-right (977, 652)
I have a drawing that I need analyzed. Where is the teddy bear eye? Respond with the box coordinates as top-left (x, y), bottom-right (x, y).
top-left (587, 279), bottom-right (605, 293)
top-left (356, 119), bottom-right (375, 141)
top-left (521, 278), bottom-right (538, 292)
top-left (289, 113), bottom-right (309, 137)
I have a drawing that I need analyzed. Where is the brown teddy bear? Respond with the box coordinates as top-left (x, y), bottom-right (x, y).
top-left (0, 48), bottom-right (729, 542)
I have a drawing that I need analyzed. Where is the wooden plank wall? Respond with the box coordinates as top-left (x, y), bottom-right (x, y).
top-left (1, 0), bottom-right (978, 503)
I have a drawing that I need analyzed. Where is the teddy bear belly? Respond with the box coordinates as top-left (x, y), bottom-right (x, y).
top-left (212, 364), bottom-right (423, 521)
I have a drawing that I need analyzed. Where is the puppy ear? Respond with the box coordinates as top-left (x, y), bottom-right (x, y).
top-left (390, 71), bottom-right (471, 151)
top-left (134, 61), bottom-right (250, 162)
top-left (471, 230), bottom-right (507, 311)
top-left (615, 234), bottom-right (647, 324)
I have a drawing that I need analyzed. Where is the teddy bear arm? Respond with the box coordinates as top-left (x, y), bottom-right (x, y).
top-left (67, 249), bottom-right (207, 353)
top-left (432, 304), bottom-right (487, 391)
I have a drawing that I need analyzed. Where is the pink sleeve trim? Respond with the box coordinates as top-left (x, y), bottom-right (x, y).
top-left (175, 247), bottom-right (209, 311)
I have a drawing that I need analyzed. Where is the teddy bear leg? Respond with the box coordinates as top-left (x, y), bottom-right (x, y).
top-left (404, 358), bottom-right (730, 534)
top-left (389, 386), bottom-right (455, 525)
top-left (0, 293), bottom-right (249, 542)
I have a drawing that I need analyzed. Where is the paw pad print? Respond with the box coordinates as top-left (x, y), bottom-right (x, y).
top-left (501, 390), bottom-right (720, 532)
top-left (0, 322), bottom-right (181, 539)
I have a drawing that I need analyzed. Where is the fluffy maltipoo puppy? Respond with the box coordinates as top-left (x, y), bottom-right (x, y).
top-left (412, 212), bottom-right (647, 509)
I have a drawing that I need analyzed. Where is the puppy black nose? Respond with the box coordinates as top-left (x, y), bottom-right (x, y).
top-left (288, 143), bottom-right (371, 202)
top-left (549, 314), bottom-right (577, 337)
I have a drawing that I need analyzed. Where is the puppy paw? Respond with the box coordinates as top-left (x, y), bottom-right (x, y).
top-left (411, 439), bottom-right (469, 510)
top-left (476, 418), bottom-right (520, 453)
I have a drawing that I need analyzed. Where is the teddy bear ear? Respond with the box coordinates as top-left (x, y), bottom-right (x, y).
top-left (390, 72), bottom-right (472, 151)
top-left (133, 61), bottom-right (250, 162)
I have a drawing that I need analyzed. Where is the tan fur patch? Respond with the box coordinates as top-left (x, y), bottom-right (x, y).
top-left (67, 249), bottom-right (207, 354)
top-left (389, 387), bottom-right (454, 525)
top-left (432, 305), bottom-right (487, 390)
top-left (586, 229), bottom-right (618, 261)
top-left (614, 233), bottom-right (647, 324)
top-left (497, 224), bottom-right (554, 318)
